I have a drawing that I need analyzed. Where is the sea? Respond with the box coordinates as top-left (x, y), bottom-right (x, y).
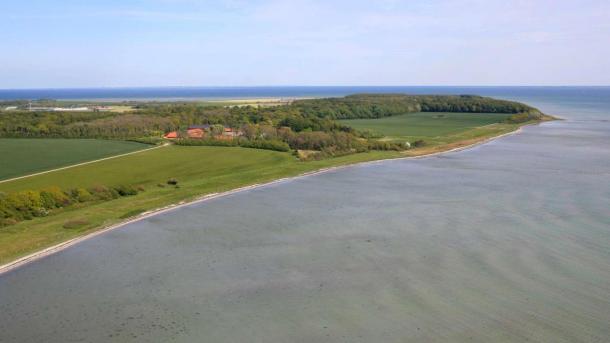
top-left (0, 85), bottom-right (607, 105)
top-left (0, 86), bottom-right (609, 342)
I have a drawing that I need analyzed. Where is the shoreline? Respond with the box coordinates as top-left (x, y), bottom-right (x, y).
top-left (0, 121), bottom-right (545, 275)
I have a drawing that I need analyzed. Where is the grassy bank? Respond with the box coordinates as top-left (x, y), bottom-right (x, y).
top-left (0, 119), bottom-right (545, 266)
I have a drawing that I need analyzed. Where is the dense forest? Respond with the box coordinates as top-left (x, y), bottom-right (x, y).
top-left (0, 94), bottom-right (544, 155)
top-left (292, 94), bottom-right (537, 119)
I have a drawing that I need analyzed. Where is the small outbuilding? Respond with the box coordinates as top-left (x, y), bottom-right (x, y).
top-left (186, 128), bottom-right (205, 139)
top-left (164, 131), bottom-right (179, 139)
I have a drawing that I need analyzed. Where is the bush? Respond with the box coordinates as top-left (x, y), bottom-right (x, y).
top-left (32, 207), bottom-right (49, 217)
top-left (175, 138), bottom-right (237, 147)
top-left (113, 185), bottom-right (139, 196)
top-left (239, 139), bottom-right (290, 152)
top-left (9, 191), bottom-right (43, 211)
top-left (505, 111), bottom-right (544, 123)
top-left (40, 187), bottom-right (71, 207)
top-left (88, 185), bottom-right (120, 200)
top-left (174, 137), bottom-right (290, 152)
top-left (358, 129), bottom-right (383, 139)
top-left (74, 188), bottom-right (93, 202)
top-left (367, 140), bottom-right (404, 151)
top-left (412, 139), bottom-right (426, 147)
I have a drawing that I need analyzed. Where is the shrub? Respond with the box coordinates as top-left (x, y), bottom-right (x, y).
top-left (505, 111), bottom-right (543, 123)
top-left (88, 185), bottom-right (119, 200)
top-left (239, 139), bottom-right (290, 152)
top-left (40, 187), bottom-right (71, 207)
top-left (113, 185), bottom-right (139, 196)
top-left (39, 191), bottom-right (57, 208)
top-left (412, 139), bottom-right (426, 147)
top-left (174, 137), bottom-right (290, 152)
top-left (368, 140), bottom-right (404, 151)
top-left (7, 191), bottom-right (43, 212)
top-left (75, 188), bottom-right (93, 202)
top-left (1, 191), bottom-right (44, 220)
top-left (175, 138), bottom-right (237, 147)
top-left (358, 129), bottom-right (383, 139)
top-left (32, 207), bottom-right (49, 217)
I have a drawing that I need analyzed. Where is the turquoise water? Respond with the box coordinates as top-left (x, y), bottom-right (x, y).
top-left (0, 88), bottom-right (609, 342)
top-left (0, 85), bottom-right (609, 104)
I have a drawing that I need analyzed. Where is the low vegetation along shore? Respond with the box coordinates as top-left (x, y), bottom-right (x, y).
top-left (0, 94), bottom-right (555, 267)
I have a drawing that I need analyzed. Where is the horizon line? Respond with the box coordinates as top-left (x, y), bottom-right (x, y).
top-left (1, 85), bottom-right (610, 91)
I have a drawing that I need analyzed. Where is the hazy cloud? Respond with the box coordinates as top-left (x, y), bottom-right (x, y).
top-left (0, 0), bottom-right (608, 87)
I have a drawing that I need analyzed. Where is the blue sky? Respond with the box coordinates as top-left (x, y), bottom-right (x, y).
top-left (1, 0), bottom-right (609, 88)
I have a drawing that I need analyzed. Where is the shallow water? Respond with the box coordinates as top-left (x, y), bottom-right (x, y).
top-left (1, 90), bottom-right (609, 342)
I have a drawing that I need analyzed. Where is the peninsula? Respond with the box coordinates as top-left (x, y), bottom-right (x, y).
top-left (0, 94), bottom-right (555, 268)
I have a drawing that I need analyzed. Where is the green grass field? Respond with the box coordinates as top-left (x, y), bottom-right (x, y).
top-left (0, 139), bottom-right (149, 181)
top-left (0, 145), bottom-right (299, 193)
top-left (339, 112), bottom-right (509, 140)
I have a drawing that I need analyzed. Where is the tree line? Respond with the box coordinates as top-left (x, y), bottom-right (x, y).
top-left (0, 94), bottom-right (544, 154)
top-left (292, 94), bottom-right (539, 119)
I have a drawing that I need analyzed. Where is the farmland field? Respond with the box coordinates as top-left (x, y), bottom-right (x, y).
top-left (0, 139), bottom-right (149, 181)
top-left (338, 112), bottom-right (509, 140)
top-left (0, 145), bottom-right (303, 193)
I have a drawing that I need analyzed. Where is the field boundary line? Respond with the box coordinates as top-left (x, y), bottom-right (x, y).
top-left (0, 143), bottom-right (169, 184)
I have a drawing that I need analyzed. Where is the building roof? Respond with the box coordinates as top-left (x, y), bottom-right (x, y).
top-left (187, 128), bottom-right (205, 138)
top-left (164, 131), bottom-right (178, 139)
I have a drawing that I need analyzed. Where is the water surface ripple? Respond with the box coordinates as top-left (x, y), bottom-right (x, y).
top-left (1, 93), bottom-right (609, 342)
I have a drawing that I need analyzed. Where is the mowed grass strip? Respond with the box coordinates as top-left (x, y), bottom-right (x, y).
top-left (0, 138), bottom-right (149, 181)
top-left (338, 112), bottom-right (509, 139)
